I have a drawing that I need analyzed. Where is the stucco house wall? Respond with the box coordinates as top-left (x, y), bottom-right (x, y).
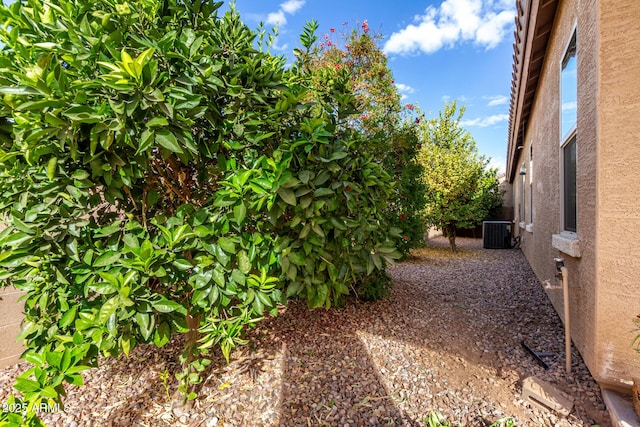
top-left (594, 0), bottom-right (640, 387)
top-left (513, 0), bottom-right (598, 377)
top-left (508, 0), bottom-right (640, 391)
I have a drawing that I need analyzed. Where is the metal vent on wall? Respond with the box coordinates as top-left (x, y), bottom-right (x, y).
top-left (483, 221), bottom-right (512, 249)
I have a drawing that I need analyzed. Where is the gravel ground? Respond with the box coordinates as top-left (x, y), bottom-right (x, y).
top-left (0, 237), bottom-right (612, 426)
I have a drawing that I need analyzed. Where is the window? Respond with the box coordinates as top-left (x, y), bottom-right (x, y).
top-left (561, 31), bottom-right (577, 232)
top-left (563, 136), bottom-right (577, 231)
top-left (561, 33), bottom-right (577, 140)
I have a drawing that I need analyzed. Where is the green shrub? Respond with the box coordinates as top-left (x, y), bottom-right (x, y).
top-left (0, 0), bottom-right (400, 423)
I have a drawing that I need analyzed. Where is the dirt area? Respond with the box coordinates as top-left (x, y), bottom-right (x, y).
top-left (0, 237), bottom-right (611, 426)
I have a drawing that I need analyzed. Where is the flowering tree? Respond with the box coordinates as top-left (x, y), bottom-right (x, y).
top-left (305, 21), bottom-right (427, 266)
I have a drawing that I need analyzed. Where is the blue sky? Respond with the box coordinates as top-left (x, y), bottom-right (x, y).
top-left (226, 0), bottom-right (516, 172)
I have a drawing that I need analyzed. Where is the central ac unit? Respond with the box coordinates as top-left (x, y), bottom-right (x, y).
top-left (483, 221), bottom-right (512, 249)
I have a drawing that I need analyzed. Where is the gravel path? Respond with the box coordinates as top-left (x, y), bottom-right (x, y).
top-left (0, 237), bottom-right (611, 426)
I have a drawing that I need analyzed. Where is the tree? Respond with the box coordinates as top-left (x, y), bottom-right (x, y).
top-left (304, 21), bottom-right (427, 264)
top-left (417, 101), bottom-right (503, 252)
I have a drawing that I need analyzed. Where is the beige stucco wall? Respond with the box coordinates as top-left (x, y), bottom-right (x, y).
top-left (515, 0), bottom-right (599, 375)
top-left (594, 0), bottom-right (640, 388)
top-left (512, 0), bottom-right (640, 389)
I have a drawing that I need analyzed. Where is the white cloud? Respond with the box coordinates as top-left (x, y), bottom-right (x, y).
top-left (281, 0), bottom-right (305, 14)
top-left (266, 11), bottom-right (287, 26)
top-left (485, 95), bottom-right (508, 106)
top-left (475, 10), bottom-right (514, 47)
top-left (384, 0), bottom-right (515, 55)
top-left (395, 83), bottom-right (415, 94)
top-left (265, 0), bottom-right (306, 26)
top-left (270, 37), bottom-right (290, 53)
top-left (461, 113), bottom-right (509, 127)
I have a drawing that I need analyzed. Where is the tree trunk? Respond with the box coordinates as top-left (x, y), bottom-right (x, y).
top-left (446, 223), bottom-right (457, 252)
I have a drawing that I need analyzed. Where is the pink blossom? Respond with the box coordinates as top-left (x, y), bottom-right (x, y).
top-left (362, 19), bottom-right (369, 34)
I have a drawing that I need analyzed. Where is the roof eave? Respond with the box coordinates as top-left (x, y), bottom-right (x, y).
top-left (506, 0), bottom-right (559, 183)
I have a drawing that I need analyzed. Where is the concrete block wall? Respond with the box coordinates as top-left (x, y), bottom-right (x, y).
top-left (0, 286), bottom-right (24, 367)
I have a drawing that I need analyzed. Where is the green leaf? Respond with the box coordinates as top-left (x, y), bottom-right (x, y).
top-left (67, 373), bottom-right (85, 386)
top-left (135, 312), bottom-right (152, 341)
top-left (152, 297), bottom-right (186, 314)
top-left (60, 305), bottom-right (77, 328)
top-left (120, 334), bottom-right (131, 357)
top-left (89, 282), bottom-right (117, 295)
top-left (313, 188), bottom-right (334, 197)
top-left (286, 281), bottom-right (303, 297)
top-left (153, 322), bottom-right (171, 347)
top-left (252, 295), bottom-right (264, 315)
top-left (330, 151), bottom-right (349, 161)
top-left (40, 385), bottom-right (59, 399)
top-left (156, 130), bottom-right (183, 153)
top-left (1, 231), bottom-right (32, 247)
top-left (23, 351), bottom-right (45, 365)
top-left (45, 349), bottom-right (62, 368)
top-left (299, 170), bottom-right (312, 184)
top-left (145, 117), bottom-right (168, 128)
top-left (0, 86), bottom-right (41, 95)
top-left (278, 187), bottom-right (297, 206)
top-left (233, 202), bottom-right (247, 224)
top-left (71, 170), bottom-right (90, 180)
top-left (137, 129), bottom-right (154, 154)
top-left (173, 258), bottom-right (192, 270)
top-left (231, 269), bottom-right (245, 286)
top-left (237, 250), bottom-right (251, 274)
top-left (46, 157), bottom-right (57, 180)
top-left (99, 296), bottom-right (120, 323)
top-left (217, 237), bottom-right (236, 254)
top-left (14, 377), bottom-right (41, 393)
top-left (93, 251), bottom-right (121, 267)
top-left (10, 215), bottom-right (34, 234)
top-left (212, 267), bottom-right (225, 287)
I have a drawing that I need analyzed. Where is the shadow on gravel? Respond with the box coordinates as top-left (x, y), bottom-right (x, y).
top-left (0, 237), bottom-right (609, 426)
top-left (217, 236), bottom-right (610, 426)
top-left (253, 304), bottom-right (421, 427)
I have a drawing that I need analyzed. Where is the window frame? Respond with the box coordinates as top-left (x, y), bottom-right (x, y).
top-left (529, 144), bottom-right (533, 225)
top-left (560, 29), bottom-right (577, 234)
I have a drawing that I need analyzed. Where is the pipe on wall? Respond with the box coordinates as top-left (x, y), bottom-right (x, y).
top-left (560, 265), bottom-right (571, 374)
top-left (544, 258), bottom-right (572, 374)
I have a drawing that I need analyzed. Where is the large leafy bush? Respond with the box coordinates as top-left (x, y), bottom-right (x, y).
top-left (304, 22), bottom-right (427, 263)
top-left (0, 0), bottom-right (400, 423)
